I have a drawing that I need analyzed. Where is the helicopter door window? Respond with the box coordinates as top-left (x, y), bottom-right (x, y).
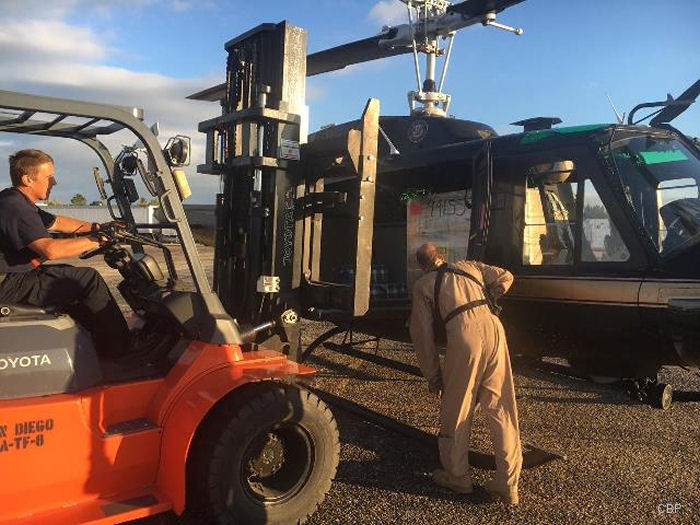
top-left (581, 179), bottom-right (630, 262)
top-left (522, 161), bottom-right (577, 266)
top-left (608, 135), bottom-right (700, 255)
top-left (657, 178), bottom-right (699, 251)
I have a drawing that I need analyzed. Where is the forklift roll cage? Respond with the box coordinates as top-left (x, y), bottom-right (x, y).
top-left (0, 89), bottom-right (240, 344)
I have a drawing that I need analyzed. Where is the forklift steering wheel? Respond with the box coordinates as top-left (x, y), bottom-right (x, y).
top-left (79, 231), bottom-right (118, 260)
top-left (79, 241), bottom-right (115, 260)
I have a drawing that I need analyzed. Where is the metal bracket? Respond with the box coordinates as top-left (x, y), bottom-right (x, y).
top-left (295, 191), bottom-right (347, 217)
top-left (482, 12), bottom-right (523, 35)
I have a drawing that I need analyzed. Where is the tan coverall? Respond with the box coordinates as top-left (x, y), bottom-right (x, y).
top-left (409, 260), bottom-right (522, 493)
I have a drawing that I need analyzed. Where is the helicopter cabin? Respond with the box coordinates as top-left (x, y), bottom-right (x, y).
top-left (301, 113), bottom-right (700, 368)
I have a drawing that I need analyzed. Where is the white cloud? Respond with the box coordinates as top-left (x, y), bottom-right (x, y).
top-left (368, 0), bottom-right (408, 28)
top-left (0, 5), bottom-right (225, 203)
top-left (0, 19), bottom-right (107, 62)
top-left (0, 0), bottom-right (212, 21)
top-left (0, 1), bottom-right (156, 19)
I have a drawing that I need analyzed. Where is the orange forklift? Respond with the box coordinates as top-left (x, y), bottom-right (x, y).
top-left (0, 22), bottom-right (345, 523)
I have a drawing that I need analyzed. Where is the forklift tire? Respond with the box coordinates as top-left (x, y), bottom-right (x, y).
top-left (190, 382), bottom-right (340, 525)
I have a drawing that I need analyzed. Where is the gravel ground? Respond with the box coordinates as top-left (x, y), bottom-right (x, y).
top-left (69, 245), bottom-right (700, 525)
top-left (301, 323), bottom-right (700, 525)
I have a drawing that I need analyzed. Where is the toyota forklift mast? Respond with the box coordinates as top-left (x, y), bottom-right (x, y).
top-left (198, 22), bottom-right (306, 322)
top-left (193, 22), bottom-right (379, 355)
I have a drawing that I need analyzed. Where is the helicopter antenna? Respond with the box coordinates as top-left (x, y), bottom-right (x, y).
top-left (606, 93), bottom-right (625, 124)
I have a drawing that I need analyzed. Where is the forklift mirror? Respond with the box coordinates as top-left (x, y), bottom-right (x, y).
top-left (119, 153), bottom-right (139, 176)
top-left (164, 135), bottom-right (191, 166)
top-left (528, 160), bottom-right (576, 184)
top-left (150, 122), bottom-right (160, 137)
top-left (93, 167), bottom-right (108, 200)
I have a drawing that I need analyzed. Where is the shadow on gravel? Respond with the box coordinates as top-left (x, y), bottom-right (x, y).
top-left (674, 390), bottom-right (700, 402)
top-left (307, 354), bottom-right (386, 381)
top-left (331, 412), bottom-right (499, 504)
top-left (513, 359), bottom-right (637, 406)
top-left (525, 395), bottom-right (630, 406)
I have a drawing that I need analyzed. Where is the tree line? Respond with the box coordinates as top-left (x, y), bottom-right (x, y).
top-left (45, 194), bottom-right (159, 206)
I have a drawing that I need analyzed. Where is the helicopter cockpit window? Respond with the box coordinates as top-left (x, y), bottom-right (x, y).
top-left (523, 161), bottom-right (577, 266)
top-left (581, 180), bottom-right (630, 262)
top-left (608, 135), bottom-right (700, 255)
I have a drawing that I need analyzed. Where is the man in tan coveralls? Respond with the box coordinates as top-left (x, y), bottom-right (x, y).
top-left (409, 243), bottom-right (522, 505)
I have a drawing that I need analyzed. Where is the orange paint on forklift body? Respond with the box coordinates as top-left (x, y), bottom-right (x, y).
top-left (0, 341), bottom-right (314, 524)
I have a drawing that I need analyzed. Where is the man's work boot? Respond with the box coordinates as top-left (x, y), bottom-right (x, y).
top-left (431, 469), bottom-right (473, 494)
top-left (485, 481), bottom-right (519, 506)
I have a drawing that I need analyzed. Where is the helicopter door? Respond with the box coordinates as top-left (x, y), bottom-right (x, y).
top-left (490, 146), bottom-right (646, 362)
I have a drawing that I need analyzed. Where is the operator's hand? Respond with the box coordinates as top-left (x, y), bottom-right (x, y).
top-left (89, 231), bottom-right (111, 247)
top-left (99, 220), bottom-right (128, 231)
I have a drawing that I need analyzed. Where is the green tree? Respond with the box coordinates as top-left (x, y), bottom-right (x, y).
top-left (89, 200), bottom-right (104, 206)
top-left (138, 197), bottom-right (149, 206)
top-left (583, 204), bottom-right (607, 219)
top-left (70, 193), bottom-right (87, 206)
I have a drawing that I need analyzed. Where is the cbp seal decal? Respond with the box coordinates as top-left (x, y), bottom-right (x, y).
top-left (407, 119), bottom-right (429, 144)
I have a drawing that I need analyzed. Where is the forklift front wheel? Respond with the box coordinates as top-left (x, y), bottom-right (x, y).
top-left (191, 382), bottom-right (340, 524)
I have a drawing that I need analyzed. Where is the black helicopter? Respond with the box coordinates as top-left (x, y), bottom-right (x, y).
top-left (188, 0), bottom-right (699, 409)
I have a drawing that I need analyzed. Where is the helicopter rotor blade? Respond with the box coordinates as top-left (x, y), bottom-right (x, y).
top-left (307, 0), bottom-right (527, 76)
top-left (650, 79), bottom-right (700, 126)
top-left (447, 0), bottom-right (525, 17)
top-left (307, 29), bottom-right (411, 77)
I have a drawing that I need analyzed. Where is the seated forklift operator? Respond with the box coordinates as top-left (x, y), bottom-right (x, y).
top-left (0, 149), bottom-right (131, 358)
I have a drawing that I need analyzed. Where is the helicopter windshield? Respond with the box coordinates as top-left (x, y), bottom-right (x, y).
top-left (607, 133), bottom-right (700, 256)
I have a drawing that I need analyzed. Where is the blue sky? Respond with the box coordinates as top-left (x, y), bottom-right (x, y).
top-left (1, 0), bottom-right (698, 203)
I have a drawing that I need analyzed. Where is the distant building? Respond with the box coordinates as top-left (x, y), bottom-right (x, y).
top-left (42, 205), bottom-right (159, 225)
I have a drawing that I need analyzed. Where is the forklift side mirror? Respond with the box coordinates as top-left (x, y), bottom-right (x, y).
top-left (119, 153), bottom-right (140, 176)
top-left (164, 135), bottom-right (191, 167)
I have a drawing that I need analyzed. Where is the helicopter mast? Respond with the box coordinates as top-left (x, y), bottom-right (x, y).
top-left (404, 0), bottom-right (452, 116)
top-left (399, 0), bottom-right (523, 117)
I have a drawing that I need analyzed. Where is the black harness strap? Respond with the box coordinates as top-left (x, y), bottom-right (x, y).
top-left (433, 264), bottom-right (449, 328)
top-left (443, 299), bottom-right (490, 325)
top-left (432, 263), bottom-right (498, 332)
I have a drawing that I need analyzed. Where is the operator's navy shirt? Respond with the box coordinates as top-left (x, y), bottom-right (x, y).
top-left (0, 188), bottom-right (56, 273)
